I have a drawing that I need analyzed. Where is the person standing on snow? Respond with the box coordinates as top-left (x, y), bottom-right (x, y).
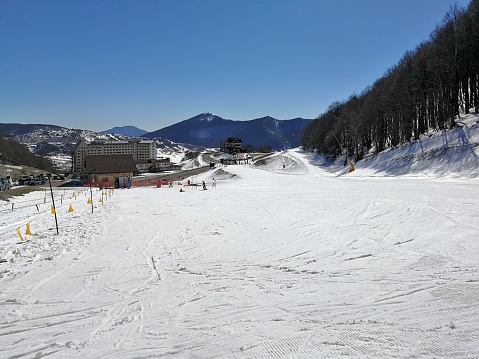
top-left (202, 181), bottom-right (207, 190)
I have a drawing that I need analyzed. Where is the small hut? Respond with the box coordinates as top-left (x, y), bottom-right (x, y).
top-left (85, 154), bottom-right (137, 188)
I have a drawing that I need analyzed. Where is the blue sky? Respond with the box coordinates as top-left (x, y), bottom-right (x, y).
top-left (0, 0), bottom-right (471, 132)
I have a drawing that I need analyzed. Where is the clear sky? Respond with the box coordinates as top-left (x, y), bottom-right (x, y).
top-left (0, 0), bottom-right (471, 132)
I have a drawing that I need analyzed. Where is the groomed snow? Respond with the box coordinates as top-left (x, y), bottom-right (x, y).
top-left (1, 118), bottom-right (479, 358)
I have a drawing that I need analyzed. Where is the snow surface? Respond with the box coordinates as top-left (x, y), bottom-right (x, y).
top-left (334, 113), bottom-right (479, 178)
top-left (1, 116), bottom-right (479, 358)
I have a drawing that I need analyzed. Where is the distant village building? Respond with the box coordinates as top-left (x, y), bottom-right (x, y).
top-left (135, 158), bottom-right (175, 173)
top-left (74, 139), bottom-right (156, 176)
top-left (223, 137), bottom-right (243, 154)
top-left (85, 154), bottom-right (138, 188)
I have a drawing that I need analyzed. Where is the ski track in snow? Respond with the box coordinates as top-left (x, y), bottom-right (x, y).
top-left (1, 150), bottom-right (479, 358)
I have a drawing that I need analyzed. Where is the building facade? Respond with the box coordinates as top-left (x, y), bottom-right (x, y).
top-left (135, 158), bottom-right (172, 173)
top-left (74, 139), bottom-right (156, 176)
top-left (85, 155), bottom-right (137, 188)
top-left (223, 137), bottom-right (243, 154)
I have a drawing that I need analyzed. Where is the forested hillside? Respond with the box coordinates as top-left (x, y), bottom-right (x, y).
top-left (0, 134), bottom-right (56, 172)
top-left (300, 1), bottom-right (479, 160)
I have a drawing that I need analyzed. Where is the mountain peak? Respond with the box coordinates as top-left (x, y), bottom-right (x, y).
top-left (102, 126), bottom-right (147, 137)
top-left (199, 113), bottom-right (219, 122)
top-left (255, 116), bottom-right (277, 122)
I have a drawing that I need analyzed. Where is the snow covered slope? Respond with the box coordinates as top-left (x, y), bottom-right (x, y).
top-left (349, 112), bottom-right (479, 178)
top-left (0, 147), bottom-right (478, 358)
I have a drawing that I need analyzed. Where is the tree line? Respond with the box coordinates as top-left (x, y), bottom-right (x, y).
top-left (300, 1), bottom-right (479, 160)
top-left (0, 134), bottom-right (57, 173)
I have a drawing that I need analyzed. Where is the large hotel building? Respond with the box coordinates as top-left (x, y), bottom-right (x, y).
top-left (74, 139), bottom-right (156, 175)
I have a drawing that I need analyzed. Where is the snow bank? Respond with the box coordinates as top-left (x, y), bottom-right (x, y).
top-left (252, 151), bottom-right (308, 175)
top-left (353, 112), bottom-right (479, 178)
top-left (298, 112), bottom-right (479, 178)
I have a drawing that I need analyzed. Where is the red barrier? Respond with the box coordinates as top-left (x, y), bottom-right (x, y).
top-left (131, 178), bottom-right (158, 187)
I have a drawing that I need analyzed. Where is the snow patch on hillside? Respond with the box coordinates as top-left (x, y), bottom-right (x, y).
top-left (253, 151), bottom-right (308, 175)
top-left (355, 113), bottom-right (479, 178)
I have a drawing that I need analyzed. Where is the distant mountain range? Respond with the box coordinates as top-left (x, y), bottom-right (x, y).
top-left (142, 113), bottom-right (312, 149)
top-left (0, 123), bottom-right (136, 143)
top-left (1, 113), bottom-right (312, 153)
top-left (102, 126), bottom-right (147, 137)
